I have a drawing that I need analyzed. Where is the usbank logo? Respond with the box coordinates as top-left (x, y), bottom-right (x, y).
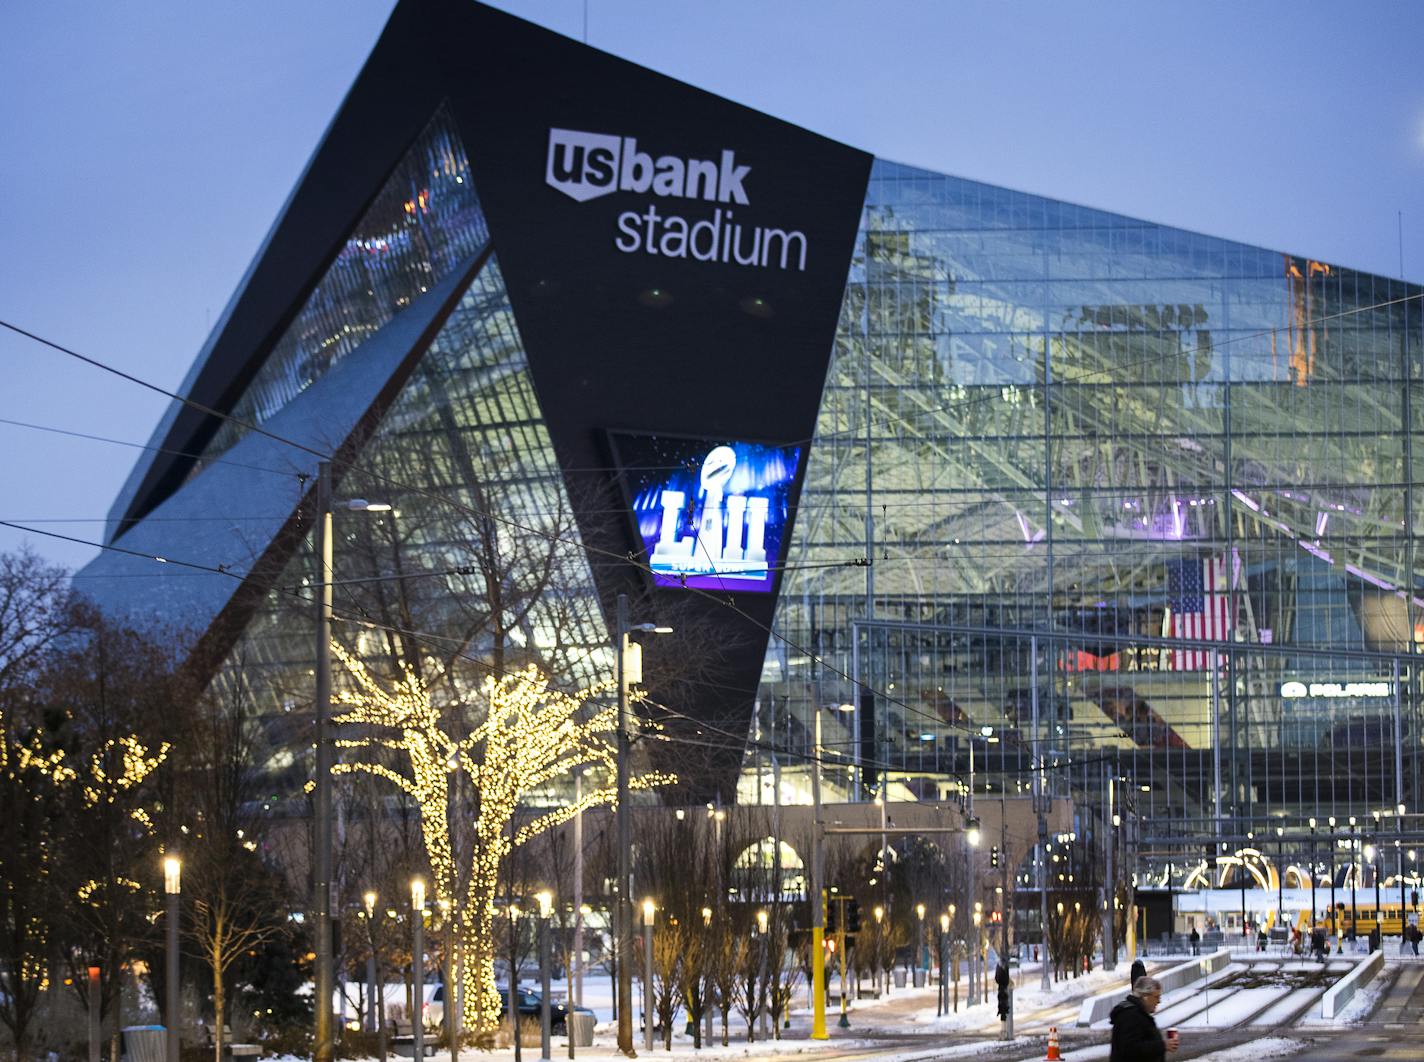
top-left (546, 128), bottom-right (752, 205)
top-left (546, 127), bottom-right (808, 271)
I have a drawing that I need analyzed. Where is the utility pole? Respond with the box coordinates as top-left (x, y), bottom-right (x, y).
top-left (314, 461), bottom-right (335, 1062)
top-left (612, 597), bottom-right (669, 1056)
top-left (615, 593), bottom-right (635, 1056)
top-left (810, 710), bottom-right (828, 1039)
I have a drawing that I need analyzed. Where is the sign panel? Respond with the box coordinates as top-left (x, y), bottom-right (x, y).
top-left (610, 433), bottom-right (803, 592)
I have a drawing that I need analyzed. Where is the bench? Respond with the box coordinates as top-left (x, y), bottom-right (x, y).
top-left (389, 1022), bottom-right (436, 1058)
top-left (200, 1025), bottom-right (260, 1059)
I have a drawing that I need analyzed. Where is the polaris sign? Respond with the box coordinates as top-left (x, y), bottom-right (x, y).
top-left (545, 127), bottom-right (808, 271)
top-left (1279, 680), bottom-right (1393, 699)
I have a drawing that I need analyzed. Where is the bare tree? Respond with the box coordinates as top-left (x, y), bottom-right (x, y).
top-left (0, 550), bottom-right (74, 1062)
top-left (180, 668), bottom-right (288, 1059)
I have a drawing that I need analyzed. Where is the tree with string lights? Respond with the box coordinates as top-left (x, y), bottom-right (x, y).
top-left (330, 643), bottom-right (672, 1039)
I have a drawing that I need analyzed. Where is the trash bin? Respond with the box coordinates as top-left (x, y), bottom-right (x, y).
top-left (566, 1013), bottom-right (595, 1048)
top-left (893, 969), bottom-right (908, 988)
top-left (123, 1026), bottom-right (167, 1062)
top-left (912, 969), bottom-right (927, 987)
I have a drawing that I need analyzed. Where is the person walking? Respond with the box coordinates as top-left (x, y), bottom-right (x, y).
top-left (1189, 926), bottom-right (1200, 956)
top-left (1129, 958), bottom-right (1146, 986)
top-left (995, 961), bottom-right (1011, 1021)
top-left (1109, 976), bottom-right (1176, 1061)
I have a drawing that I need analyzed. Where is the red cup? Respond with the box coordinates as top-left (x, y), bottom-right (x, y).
top-left (1167, 1028), bottom-right (1179, 1045)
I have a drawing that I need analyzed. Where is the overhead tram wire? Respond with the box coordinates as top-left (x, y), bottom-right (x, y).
top-left (0, 512), bottom-right (1179, 788)
top-left (6, 289), bottom-right (1424, 742)
top-left (0, 415), bottom-right (303, 479)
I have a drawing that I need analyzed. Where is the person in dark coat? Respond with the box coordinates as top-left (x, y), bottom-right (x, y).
top-left (1109, 976), bottom-right (1176, 1061)
top-left (995, 961), bottom-right (1011, 1020)
top-left (1189, 925), bottom-right (1200, 956)
top-left (1129, 958), bottom-right (1146, 985)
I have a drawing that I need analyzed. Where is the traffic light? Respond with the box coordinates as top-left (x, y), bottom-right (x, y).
top-left (827, 898), bottom-right (839, 934)
top-left (990, 845), bottom-right (1000, 868)
top-left (847, 898), bottom-right (861, 934)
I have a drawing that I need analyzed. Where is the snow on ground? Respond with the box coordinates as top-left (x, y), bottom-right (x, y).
top-left (1179, 986), bottom-right (1291, 1028)
top-left (1190, 1037), bottom-right (1304, 1062)
top-left (1249, 985), bottom-right (1326, 1026)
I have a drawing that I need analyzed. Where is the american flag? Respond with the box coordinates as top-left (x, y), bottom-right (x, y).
top-left (1166, 552), bottom-right (1239, 670)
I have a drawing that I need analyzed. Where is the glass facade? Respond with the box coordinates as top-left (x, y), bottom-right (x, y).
top-left (197, 104), bottom-right (488, 470)
top-left (216, 248), bottom-right (611, 805)
top-left (753, 160), bottom-right (1424, 888)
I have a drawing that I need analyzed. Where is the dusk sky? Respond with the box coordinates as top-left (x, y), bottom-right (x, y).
top-left (3, 0), bottom-right (1422, 572)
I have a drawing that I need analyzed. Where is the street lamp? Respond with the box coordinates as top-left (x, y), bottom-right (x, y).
top-left (641, 899), bottom-right (656, 1051)
top-left (916, 903), bottom-right (926, 985)
top-left (314, 462), bottom-right (394, 1062)
top-left (615, 593), bottom-right (671, 1057)
top-left (972, 905), bottom-right (983, 1005)
top-left (948, 904), bottom-right (959, 1013)
top-left (536, 891), bottom-right (553, 1062)
top-left (809, 703), bottom-right (851, 1042)
top-left (938, 913), bottom-right (950, 1016)
top-left (701, 906), bottom-right (714, 1045)
top-left (1329, 817), bottom-right (1338, 950)
top-left (411, 879), bottom-right (426, 1062)
top-left (755, 908), bottom-right (770, 1040)
top-left (1308, 818), bottom-right (1318, 934)
top-left (364, 891), bottom-right (387, 1062)
top-left (1349, 817), bottom-right (1359, 946)
top-left (163, 855), bottom-right (181, 1062)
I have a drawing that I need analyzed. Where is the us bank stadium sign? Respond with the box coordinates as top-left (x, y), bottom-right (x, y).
top-left (546, 128), bottom-right (810, 271)
top-left (1279, 680), bottom-right (1394, 699)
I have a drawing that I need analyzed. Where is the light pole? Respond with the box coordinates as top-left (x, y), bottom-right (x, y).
top-left (756, 908), bottom-right (769, 1040)
top-left (872, 904), bottom-right (884, 1000)
top-left (948, 904), bottom-right (958, 1013)
top-left (1350, 817), bottom-right (1359, 946)
top-left (508, 905), bottom-right (523, 1062)
top-left (938, 913), bottom-right (949, 1016)
top-left (964, 817), bottom-right (980, 1001)
top-left (1329, 816), bottom-right (1338, 950)
top-left (615, 593), bottom-right (670, 1057)
top-left (642, 899), bottom-right (656, 1052)
top-left (915, 903), bottom-right (925, 985)
top-left (364, 892), bottom-right (387, 1062)
top-left (808, 706), bottom-right (848, 1041)
top-left (411, 879), bottom-right (426, 1062)
top-left (1309, 818), bottom-right (1318, 935)
top-left (1366, 843), bottom-right (1381, 947)
top-left (163, 856), bottom-right (181, 1062)
top-left (701, 907), bottom-right (714, 1046)
top-left (537, 891), bottom-right (553, 1062)
top-left (972, 906), bottom-right (983, 1005)
top-left (314, 462), bottom-right (393, 1062)
top-left (88, 965), bottom-right (101, 1062)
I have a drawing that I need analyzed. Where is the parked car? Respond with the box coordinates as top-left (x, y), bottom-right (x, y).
top-left (425, 984), bottom-right (594, 1034)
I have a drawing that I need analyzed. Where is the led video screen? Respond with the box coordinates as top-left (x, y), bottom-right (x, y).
top-left (610, 433), bottom-right (804, 592)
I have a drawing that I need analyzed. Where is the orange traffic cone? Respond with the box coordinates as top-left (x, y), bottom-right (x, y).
top-left (1044, 1025), bottom-right (1062, 1061)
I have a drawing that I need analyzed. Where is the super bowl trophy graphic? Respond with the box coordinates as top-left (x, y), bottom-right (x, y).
top-left (650, 445), bottom-right (771, 581)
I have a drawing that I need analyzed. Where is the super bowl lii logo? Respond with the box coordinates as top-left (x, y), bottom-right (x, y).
top-left (650, 446), bottom-right (771, 581)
